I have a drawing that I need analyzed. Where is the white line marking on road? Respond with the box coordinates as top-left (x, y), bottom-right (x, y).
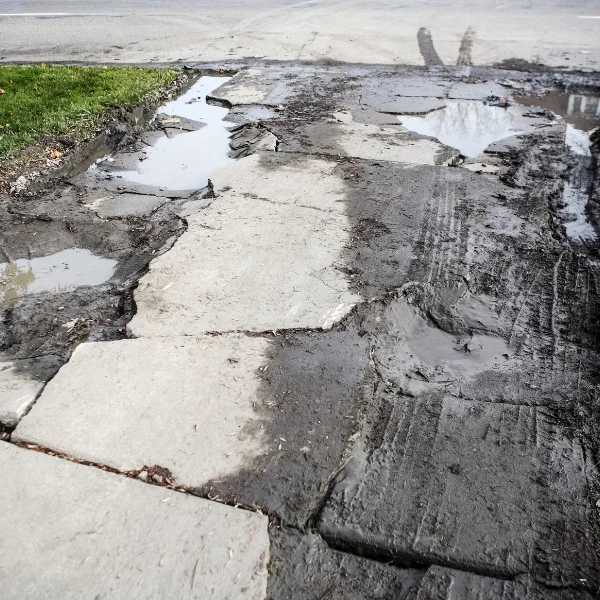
top-left (0, 13), bottom-right (70, 16)
top-left (577, 16), bottom-right (600, 19)
top-left (0, 13), bottom-right (124, 17)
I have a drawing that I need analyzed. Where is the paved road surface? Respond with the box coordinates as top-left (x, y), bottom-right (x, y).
top-left (0, 0), bottom-right (599, 68)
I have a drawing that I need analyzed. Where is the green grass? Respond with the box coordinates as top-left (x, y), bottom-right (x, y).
top-left (0, 65), bottom-right (178, 158)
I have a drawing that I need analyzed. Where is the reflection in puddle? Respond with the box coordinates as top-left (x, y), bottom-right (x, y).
top-left (516, 91), bottom-right (600, 132)
top-left (0, 249), bottom-right (117, 306)
top-left (398, 101), bottom-right (522, 158)
top-left (113, 77), bottom-right (234, 190)
top-left (517, 91), bottom-right (600, 244)
top-left (561, 156), bottom-right (596, 243)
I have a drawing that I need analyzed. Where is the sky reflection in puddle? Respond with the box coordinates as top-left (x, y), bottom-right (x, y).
top-left (398, 100), bottom-right (522, 158)
top-left (113, 76), bottom-right (234, 191)
top-left (516, 91), bottom-right (600, 244)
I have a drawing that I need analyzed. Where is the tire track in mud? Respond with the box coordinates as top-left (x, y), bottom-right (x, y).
top-left (200, 71), bottom-right (600, 594)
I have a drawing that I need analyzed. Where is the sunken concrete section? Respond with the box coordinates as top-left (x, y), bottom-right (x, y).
top-left (0, 442), bottom-right (269, 600)
top-left (266, 530), bottom-right (594, 600)
top-left (129, 153), bottom-right (360, 336)
top-left (318, 392), bottom-right (599, 591)
top-left (267, 528), bottom-right (423, 599)
top-left (13, 336), bottom-right (270, 485)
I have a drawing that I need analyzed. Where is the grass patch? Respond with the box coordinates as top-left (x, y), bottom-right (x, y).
top-left (0, 65), bottom-right (178, 159)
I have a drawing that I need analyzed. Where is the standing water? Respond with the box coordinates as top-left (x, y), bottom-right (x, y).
top-left (398, 101), bottom-right (523, 158)
top-left (0, 249), bottom-right (117, 307)
top-left (516, 91), bottom-right (600, 244)
top-left (113, 77), bottom-right (234, 191)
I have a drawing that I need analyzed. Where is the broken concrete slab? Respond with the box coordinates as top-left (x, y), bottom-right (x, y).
top-left (361, 96), bottom-right (447, 115)
top-left (128, 165), bottom-right (359, 336)
top-left (447, 81), bottom-right (511, 100)
top-left (85, 192), bottom-right (168, 218)
top-left (318, 392), bottom-right (599, 590)
top-left (267, 528), bottom-right (422, 600)
top-left (277, 121), bottom-right (459, 165)
top-left (210, 152), bottom-right (346, 213)
top-left (209, 69), bottom-right (293, 107)
top-left (13, 335), bottom-right (270, 486)
top-left (0, 442), bottom-right (269, 600)
top-left (155, 113), bottom-right (207, 132)
top-left (358, 77), bottom-right (451, 109)
top-left (461, 161), bottom-right (501, 175)
top-left (0, 356), bottom-right (61, 427)
top-left (229, 124), bottom-right (278, 156)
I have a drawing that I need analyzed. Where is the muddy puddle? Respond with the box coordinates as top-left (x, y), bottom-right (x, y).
top-left (0, 249), bottom-right (117, 307)
top-left (516, 91), bottom-right (600, 132)
top-left (516, 90), bottom-right (600, 244)
top-left (398, 101), bottom-right (522, 158)
top-left (111, 76), bottom-right (234, 191)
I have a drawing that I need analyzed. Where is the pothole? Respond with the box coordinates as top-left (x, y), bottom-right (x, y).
top-left (110, 76), bottom-right (235, 191)
top-left (397, 100), bottom-right (523, 158)
top-left (0, 249), bottom-right (117, 307)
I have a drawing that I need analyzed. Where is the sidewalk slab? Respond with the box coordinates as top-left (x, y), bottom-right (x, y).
top-left (13, 336), bottom-right (269, 484)
top-left (128, 159), bottom-right (359, 336)
top-left (210, 153), bottom-right (347, 213)
top-left (318, 392), bottom-right (599, 590)
top-left (0, 442), bottom-right (269, 600)
top-left (414, 566), bottom-right (594, 600)
top-left (209, 69), bottom-right (294, 107)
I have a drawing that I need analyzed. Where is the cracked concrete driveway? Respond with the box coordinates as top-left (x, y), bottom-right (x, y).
top-left (2, 17), bottom-right (600, 600)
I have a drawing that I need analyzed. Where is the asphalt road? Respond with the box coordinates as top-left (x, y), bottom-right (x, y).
top-left (0, 0), bottom-right (599, 68)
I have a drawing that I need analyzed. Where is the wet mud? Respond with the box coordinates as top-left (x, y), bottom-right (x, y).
top-left (197, 65), bottom-right (600, 595)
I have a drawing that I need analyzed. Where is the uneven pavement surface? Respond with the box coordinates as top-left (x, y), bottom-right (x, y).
top-left (2, 63), bottom-right (600, 598)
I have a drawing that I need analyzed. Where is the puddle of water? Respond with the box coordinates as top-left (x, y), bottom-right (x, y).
top-left (0, 249), bottom-right (117, 306)
top-left (516, 91), bottom-right (600, 244)
top-left (398, 100), bottom-right (522, 158)
top-left (69, 143), bottom-right (113, 177)
top-left (565, 123), bottom-right (593, 156)
top-left (112, 76), bottom-right (234, 191)
top-left (407, 318), bottom-right (510, 380)
top-left (515, 91), bottom-right (600, 132)
top-left (560, 156), bottom-right (596, 243)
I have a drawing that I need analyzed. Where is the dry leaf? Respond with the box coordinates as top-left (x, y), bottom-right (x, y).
top-left (50, 150), bottom-right (63, 159)
top-left (0, 89), bottom-right (5, 95)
